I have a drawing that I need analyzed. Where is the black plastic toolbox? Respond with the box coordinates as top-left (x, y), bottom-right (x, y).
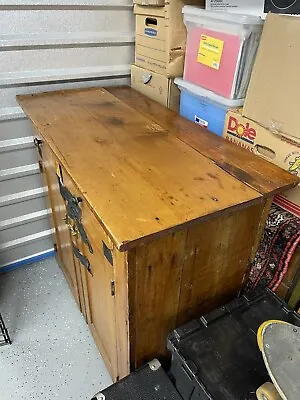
top-left (167, 288), bottom-right (300, 400)
top-left (92, 359), bottom-right (183, 400)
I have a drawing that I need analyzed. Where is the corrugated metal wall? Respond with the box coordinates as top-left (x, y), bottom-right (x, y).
top-left (0, 0), bottom-right (135, 271)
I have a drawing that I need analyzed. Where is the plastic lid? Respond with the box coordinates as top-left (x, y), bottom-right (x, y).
top-left (174, 78), bottom-right (244, 107)
top-left (183, 6), bottom-right (263, 26)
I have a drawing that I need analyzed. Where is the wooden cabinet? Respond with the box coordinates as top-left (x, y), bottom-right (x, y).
top-left (19, 87), bottom-right (298, 382)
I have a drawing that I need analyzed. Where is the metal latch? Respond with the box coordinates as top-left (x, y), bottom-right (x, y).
top-left (57, 174), bottom-right (93, 254)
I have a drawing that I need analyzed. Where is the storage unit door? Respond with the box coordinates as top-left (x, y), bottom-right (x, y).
top-left (0, 118), bottom-right (53, 271)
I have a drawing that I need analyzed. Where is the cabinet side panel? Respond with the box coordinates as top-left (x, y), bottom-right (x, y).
top-left (130, 230), bottom-right (187, 369)
top-left (177, 202), bottom-right (267, 326)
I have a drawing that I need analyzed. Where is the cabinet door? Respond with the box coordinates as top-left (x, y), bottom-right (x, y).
top-left (36, 139), bottom-right (81, 308)
top-left (62, 171), bottom-right (119, 380)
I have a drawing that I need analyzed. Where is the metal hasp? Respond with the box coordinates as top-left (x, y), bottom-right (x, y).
top-left (0, 313), bottom-right (11, 346)
top-left (57, 175), bottom-right (93, 254)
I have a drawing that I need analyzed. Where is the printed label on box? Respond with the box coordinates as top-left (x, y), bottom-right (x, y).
top-left (194, 115), bottom-right (208, 128)
top-left (286, 152), bottom-right (300, 176)
top-left (144, 27), bottom-right (158, 37)
top-left (226, 115), bottom-right (257, 145)
top-left (197, 35), bottom-right (224, 70)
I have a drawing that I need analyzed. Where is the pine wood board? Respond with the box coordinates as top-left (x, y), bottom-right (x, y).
top-left (17, 88), bottom-right (298, 251)
top-left (108, 87), bottom-right (298, 197)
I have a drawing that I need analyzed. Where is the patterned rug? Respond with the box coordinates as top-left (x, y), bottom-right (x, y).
top-left (246, 203), bottom-right (300, 292)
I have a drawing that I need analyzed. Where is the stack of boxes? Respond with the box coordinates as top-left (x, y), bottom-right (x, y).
top-left (221, 12), bottom-right (300, 307)
top-left (223, 13), bottom-right (300, 218)
top-left (131, 0), bottom-right (204, 111)
top-left (173, 7), bottom-right (263, 136)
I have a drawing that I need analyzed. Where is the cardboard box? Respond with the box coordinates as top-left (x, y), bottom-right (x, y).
top-left (134, 0), bottom-right (165, 5)
top-left (206, 0), bottom-right (264, 15)
top-left (206, 0), bottom-right (300, 16)
top-left (131, 64), bottom-right (180, 111)
top-left (134, 1), bottom-right (204, 77)
top-left (223, 109), bottom-right (300, 216)
top-left (243, 14), bottom-right (300, 143)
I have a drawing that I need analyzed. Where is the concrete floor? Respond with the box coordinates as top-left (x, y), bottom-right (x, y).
top-left (0, 257), bottom-right (112, 400)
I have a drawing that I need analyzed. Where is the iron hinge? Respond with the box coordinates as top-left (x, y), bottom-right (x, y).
top-left (110, 280), bottom-right (116, 296)
top-left (38, 160), bottom-right (44, 173)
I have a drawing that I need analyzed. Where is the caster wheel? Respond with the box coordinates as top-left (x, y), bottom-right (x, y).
top-left (256, 382), bottom-right (282, 400)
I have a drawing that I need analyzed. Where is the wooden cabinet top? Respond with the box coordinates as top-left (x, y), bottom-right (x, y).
top-left (17, 87), bottom-right (298, 251)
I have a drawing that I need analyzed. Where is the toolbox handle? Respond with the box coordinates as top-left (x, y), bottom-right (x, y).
top-left (145, 17), bottom-right (157, 27)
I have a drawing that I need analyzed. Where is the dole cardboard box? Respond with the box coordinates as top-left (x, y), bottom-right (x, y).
top-left (243, 14), bottom-right (300, 143)
top-left (223, 109), bottom-right (300, 217)
top-left (134, 1), bottom-right (204, 77)
top-left (131, 64), bottom-right (180, 111)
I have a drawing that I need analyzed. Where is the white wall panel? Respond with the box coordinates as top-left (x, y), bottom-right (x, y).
top-left (0, 77), bottom-right (131, 111)
top-left (1, 46), bottom-right (134, 73)
top-left (0, 1), bottom-right (135, 270)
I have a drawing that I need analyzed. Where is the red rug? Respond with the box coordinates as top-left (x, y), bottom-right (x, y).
top-left (246, 203), bottom-right (300, 292)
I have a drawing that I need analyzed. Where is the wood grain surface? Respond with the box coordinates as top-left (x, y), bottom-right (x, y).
top-left (18, 88), bottom-right (297, 252)
top-left (176, 201), bottom-right (268, 326)
top-left (127, 202), bottom-right (269, 369)
top-left (108, 87), bottom-right (298, 196)
top-left (128, 230), bottom-right (187, 369)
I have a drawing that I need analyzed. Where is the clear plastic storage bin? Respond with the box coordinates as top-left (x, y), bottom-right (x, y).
top-left (183, 7), bottom-right (263, 99)
top-left (175, 78), bottom-right (244, 136)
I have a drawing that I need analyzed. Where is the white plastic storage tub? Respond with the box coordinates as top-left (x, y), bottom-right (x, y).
top-left (183, 7), bottom-right (263, 99)
top-left (175, 78), bottom-right (244, 136)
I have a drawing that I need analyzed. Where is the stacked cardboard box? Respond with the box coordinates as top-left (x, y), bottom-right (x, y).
top-left (131, 0), bottom-right (204, 111)
top-left (223, 108), bottom-right (300, 216)
top-left (223, 13), bottom-right (300, 216)
top-left (206, 0), bottom-right (300, 17)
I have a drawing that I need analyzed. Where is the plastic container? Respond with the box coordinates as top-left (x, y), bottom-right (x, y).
top-left (183, 7), bottom-right (263, 99)
top-left (175, 78), bottom-right (244, 136)
top-left (167, 288), bottom-right (300, 400)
